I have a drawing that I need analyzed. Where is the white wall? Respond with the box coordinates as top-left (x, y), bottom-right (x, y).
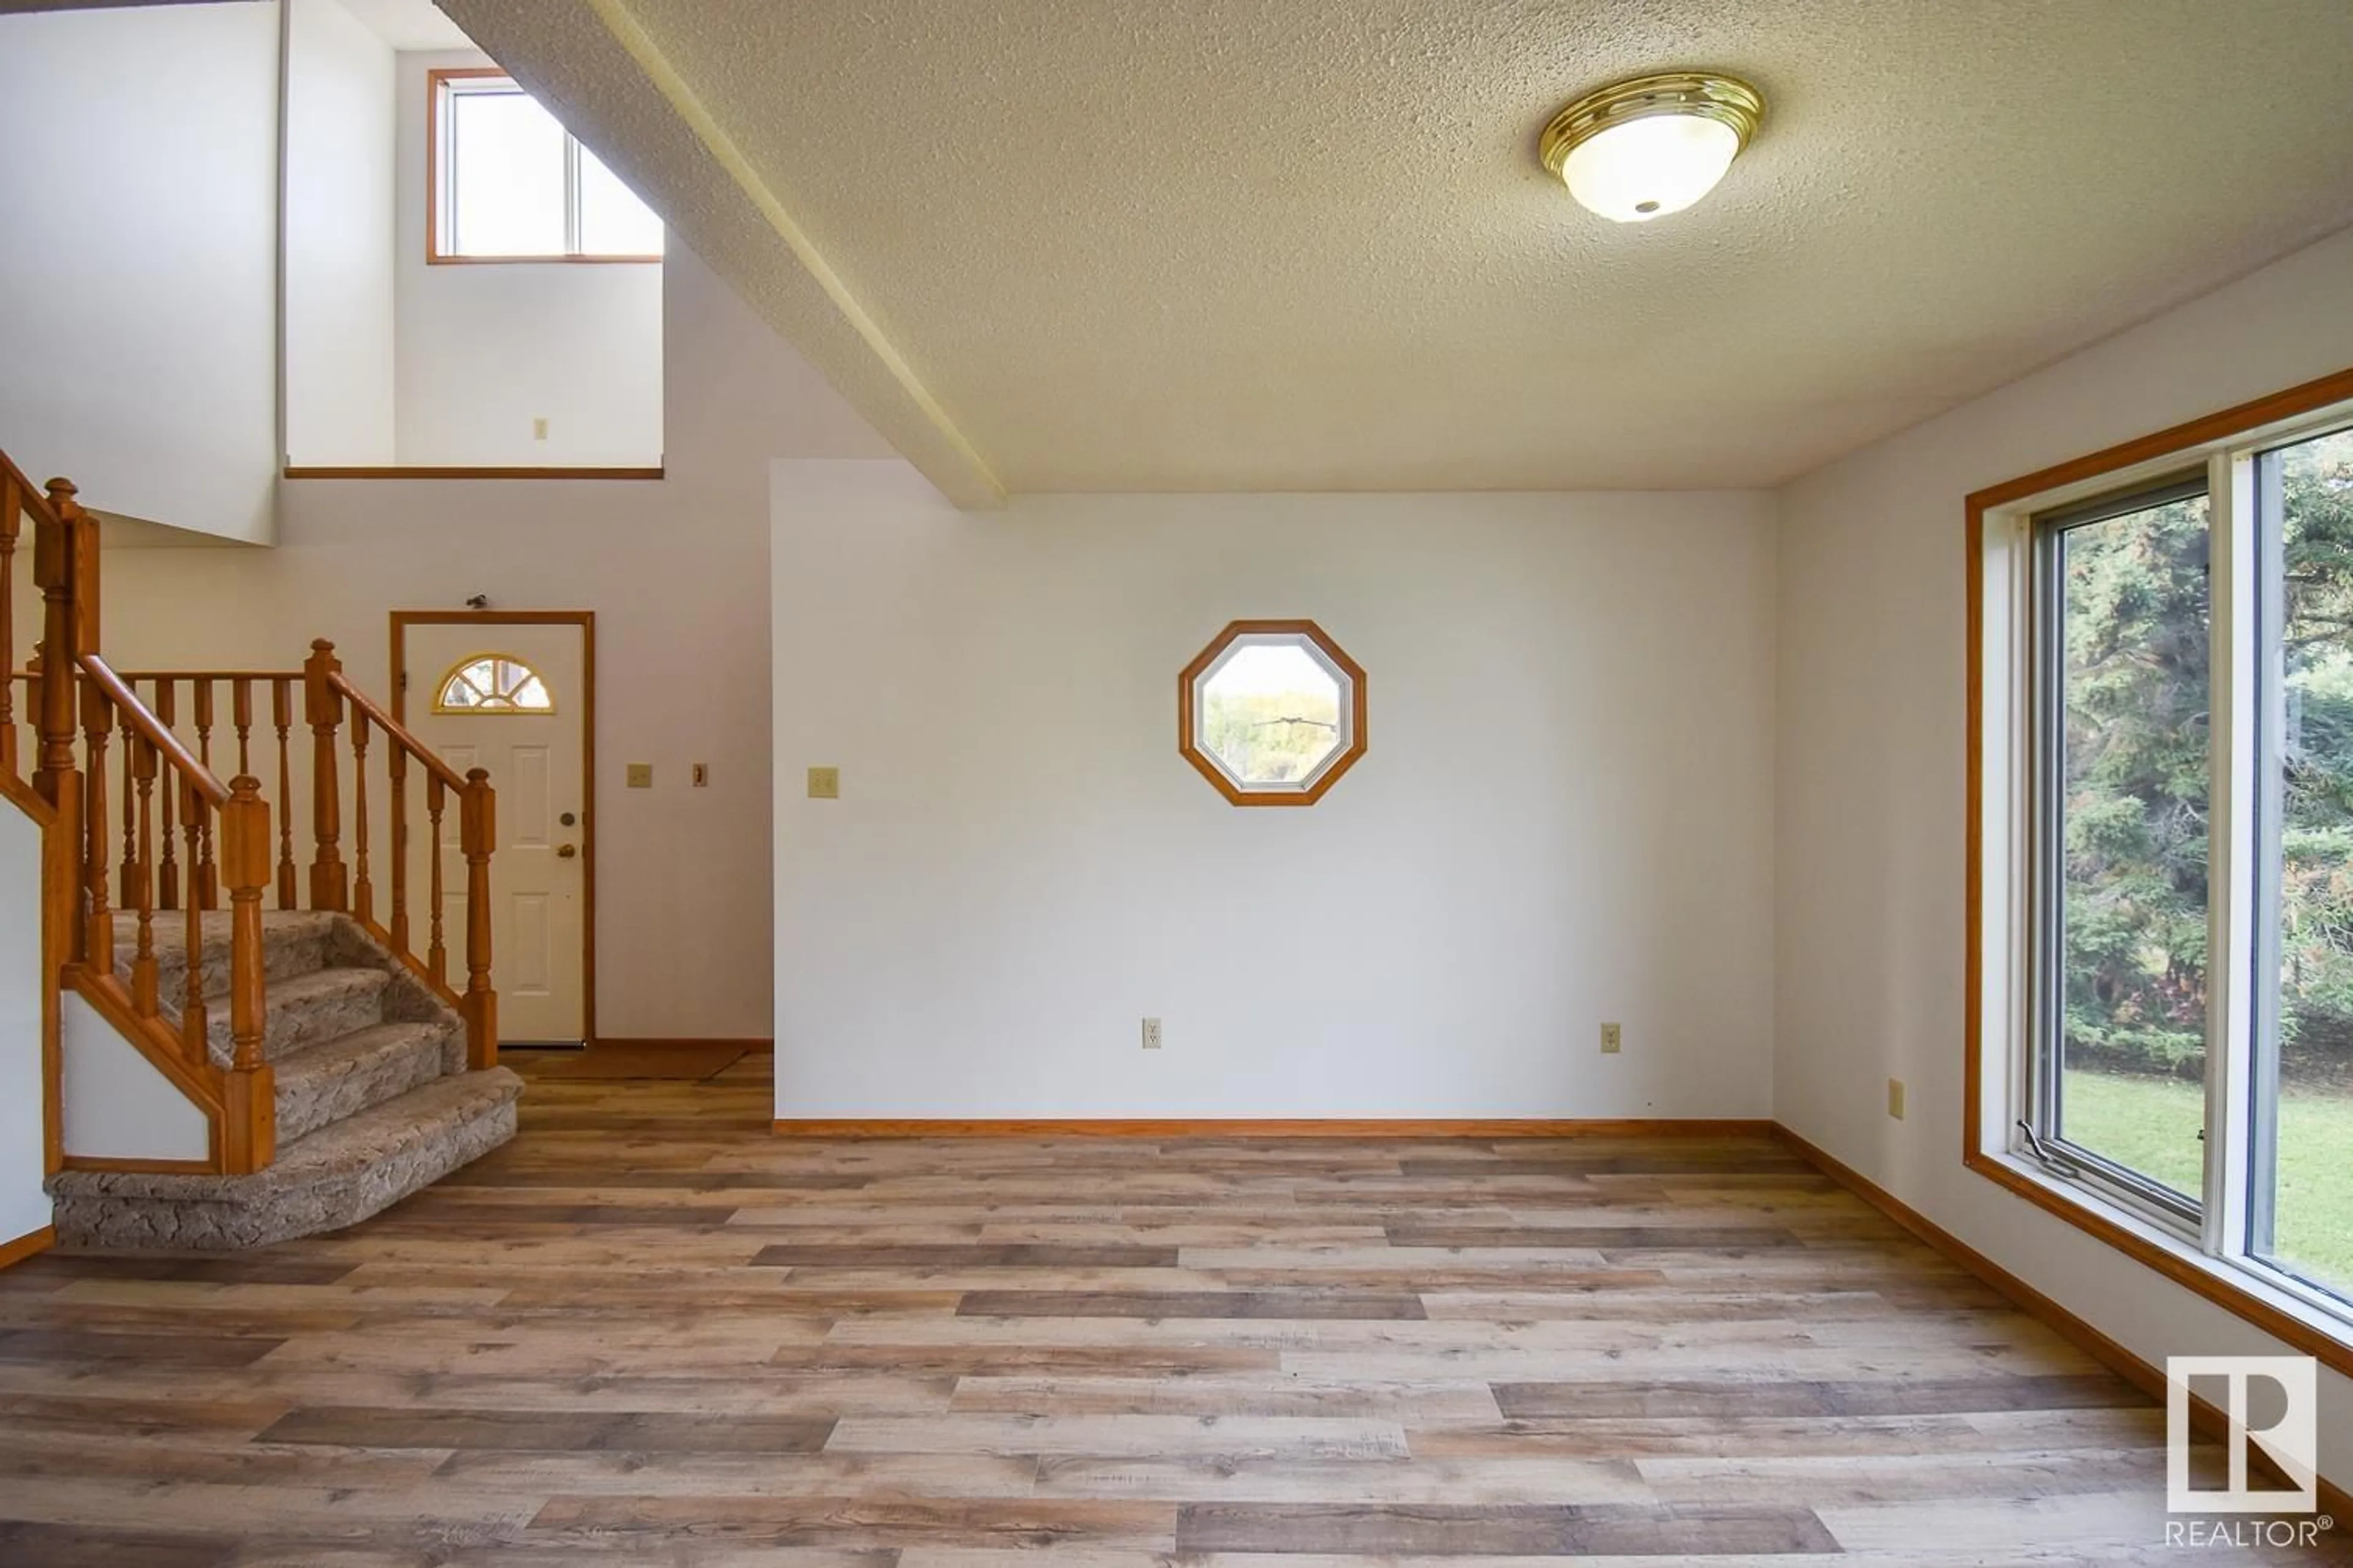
top-left (284, 0), bottom-right (396, 466)
top-left (1775, 224), bottom-right (2353, 1488)
top-left (772, 463), bottom-right (1778, 1118)
top-left (393, 50), bottom-right (663, 467)
top-left (0, 2), bottom-right (280, 543)
top-left (85, 244), bottom-right (895, 1040)
top-left (59, 995), bottom-right (211, 1163)
top-left (0, 795), bottom-right (49, 1247)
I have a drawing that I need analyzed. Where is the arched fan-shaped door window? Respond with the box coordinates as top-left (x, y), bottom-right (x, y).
top-left (433, 653), bottom-right (555, 714)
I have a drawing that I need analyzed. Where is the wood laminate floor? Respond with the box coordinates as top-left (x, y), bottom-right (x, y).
top-left (0, 1051), bottom-right (2338, 1565)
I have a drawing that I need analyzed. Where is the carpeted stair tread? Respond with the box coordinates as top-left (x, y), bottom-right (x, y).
top-left (49, 1069), bottom-right (524, 1250)
top-left (118, 908), bottom-right (343, 957)
top-left (273, 1021), bottom-right (456, 1143)
top-left (180, 964), bottom-right (395, 1067)
top-left (273, 1068), bottom-right (521, 1172)
top-left (115, 909), bottom-right (341, 993)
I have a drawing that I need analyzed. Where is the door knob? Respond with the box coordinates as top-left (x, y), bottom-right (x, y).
top-left (557, 843), bottom-right (578, 859)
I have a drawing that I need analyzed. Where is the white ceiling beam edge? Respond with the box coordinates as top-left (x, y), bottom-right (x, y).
top-left (437, 0), bottom-right (1004, 509)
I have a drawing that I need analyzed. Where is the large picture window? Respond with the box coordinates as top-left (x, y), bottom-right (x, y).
top-left (2253, 423), bottom-right (2353, 1301)
top-left (430, 70), bottom-right (663, 262)
top-left (1975, 368), bottom-right (2353, 1368)
top-left (2033, 477), bottom-right (2213, 1220)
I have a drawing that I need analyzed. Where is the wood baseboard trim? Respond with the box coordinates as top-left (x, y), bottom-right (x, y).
top-left (771, 1117), bottom-right (1776, 1139)
top-left (0, 1225), bottom-right (55, 1271)
top-left (283, 466), bottom-right (664, 481)
top-left (1770, 1124), bottom-right (2351, 1526)
top-left (601, 1037), bottom-right (773, 1052)
top-left (57, 1155), bottom-right (218, 1175)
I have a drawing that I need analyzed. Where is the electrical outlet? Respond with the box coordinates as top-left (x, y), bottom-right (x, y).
top-left (806, 766), bottom-right (840, 800)
top-left (1142, 1018), bottom-right (1163, 1051)
top-left (625, 762), bottom-right (653, 789)
top-left (691, 763), bottom-right (709, 788)
top-left (532, 417), bottom-right (549, 441)
top-left (1599, 1022), bottom-right (1621, 1055)
top-left (1887, 1078), bottom-right (1906, 1120)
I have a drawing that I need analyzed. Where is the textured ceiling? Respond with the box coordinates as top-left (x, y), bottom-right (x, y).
top-left (442, 0), bottom-right (2353, 504)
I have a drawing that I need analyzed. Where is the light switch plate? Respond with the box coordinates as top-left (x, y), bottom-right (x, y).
top-left (691, 763), bottom-right (709, 788)
top-left (625, 762), bottom-right (653, 789)
top-left (807, 766), bottom-right (840, 800)
top-left (1887, 1078), bottom-right (1906, 1120)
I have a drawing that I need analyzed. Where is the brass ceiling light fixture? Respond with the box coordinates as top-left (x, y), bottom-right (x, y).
top-left (1539, 71), bottom-right (1764, 222)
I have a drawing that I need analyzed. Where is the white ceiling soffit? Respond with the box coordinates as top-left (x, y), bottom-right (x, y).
top-left (442, 0), bottom-right (2353, 504)
top-left (435, 0), bottom-right (1004, 507)
top-left (338, 0), bottom-right (474, 53)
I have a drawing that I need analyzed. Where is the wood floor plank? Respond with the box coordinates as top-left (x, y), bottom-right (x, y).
top-left (258, 1404), bottom-right (838, 1453)
top-left (0, 1520), bottom-right (235, 1568)
top-left (1172, 1499), bottom-right (1840, 1555)
top-left (0, 1053), bottom-right (2333, 1564)
top-left (955, 1289), bottom-right (1428, 1320)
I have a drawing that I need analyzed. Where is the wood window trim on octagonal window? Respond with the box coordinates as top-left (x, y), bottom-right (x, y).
top-left (1178, 618), bottom-right (1367, 806)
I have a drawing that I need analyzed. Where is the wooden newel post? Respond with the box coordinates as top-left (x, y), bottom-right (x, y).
top-left (461, 768), bottom-right (497, 1069)
top-left (303, 638), bottom-right (347, 912)
top-left (220, 776), bottom-right (275, 1174)
top-left (31, 479), bottom-right (86, 966)
top-left (78, 674), bottom-right (113, 979)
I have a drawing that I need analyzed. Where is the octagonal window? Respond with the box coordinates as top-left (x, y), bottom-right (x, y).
top-left (1180, 620), bottom-right (1365, 805)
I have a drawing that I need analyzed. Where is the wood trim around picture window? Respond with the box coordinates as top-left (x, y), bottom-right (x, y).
top-left (1177, 618), bottom-right (1368, 806)
top-left (423, 67), bottom-right (662, 266)
top-left (1963, 363), bottom-right (2353, 1378)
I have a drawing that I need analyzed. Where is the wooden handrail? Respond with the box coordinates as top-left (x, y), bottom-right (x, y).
top-left (110, 668), bottom-right (302, 684)
top-left (76, 656), bottom-right (229, 806)
top-left (0, 447), bottom-right (61, 536)
top-left (311, 644), bottom-right (498, 1069)
top-left (4, 448), bottom-right (496, 1178)
top-left (327, 670), bottom-right (468, 790)
top-left (7, 455), bottom-right (279, 1178)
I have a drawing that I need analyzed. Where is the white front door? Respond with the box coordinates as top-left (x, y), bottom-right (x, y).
top-left (402, 620), bottom-right (588, 1045)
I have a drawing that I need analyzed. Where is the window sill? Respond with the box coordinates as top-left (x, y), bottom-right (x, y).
top-left (282, 466), bottom-right (664, 482)
top-left (1967, 1148), bottom-right (2353, 1377)
top-left (424, 254), bottom-right (661, 267)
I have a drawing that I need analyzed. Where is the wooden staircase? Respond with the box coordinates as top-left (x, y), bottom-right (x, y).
top-left (1, 450), bottom-right (518, 1249)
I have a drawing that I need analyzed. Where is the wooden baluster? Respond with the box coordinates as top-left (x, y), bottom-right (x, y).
top-left (129, 737), bottom-right (158, 1018)
top-left (0, 471), bottom-right (17, 779)
top-left (194, 678), bottom-right (218, 909)
top-left (352, 710), bottom-right (373, 927)
top-left (388, 744), bottom-right (410, 953)
top-left (156, 679), bottom-right (179, 911)
top-left (305, 640), bottom-right (347, 911)
top-left (460, 768), bottom-right (496, 1069)
top-left (117, 699), bottom-right (137, 909)
top-left (79, 676), bottom-right (114, 979)
top-left (219, 776), bottom-right (275, 1174)
top-left (179, 782), bottom-right (209, 1069)
top-left (232, 677), bottom-right (253, 777)
top-left (31, 480), bottom-right (85, 961)
top-left (426, 773), bottom-right (447, 985)
top-left (272, 677), bottom-right (297, 908)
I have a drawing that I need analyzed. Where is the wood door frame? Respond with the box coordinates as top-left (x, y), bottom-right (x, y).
top-left (392, 610), bottom-right (598, 1047)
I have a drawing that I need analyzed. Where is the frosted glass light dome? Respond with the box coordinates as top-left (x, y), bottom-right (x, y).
top-left (1561, 113), bottom-right (1741, 223)
top-left (1538, 72), bottom-right (1764, 225)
